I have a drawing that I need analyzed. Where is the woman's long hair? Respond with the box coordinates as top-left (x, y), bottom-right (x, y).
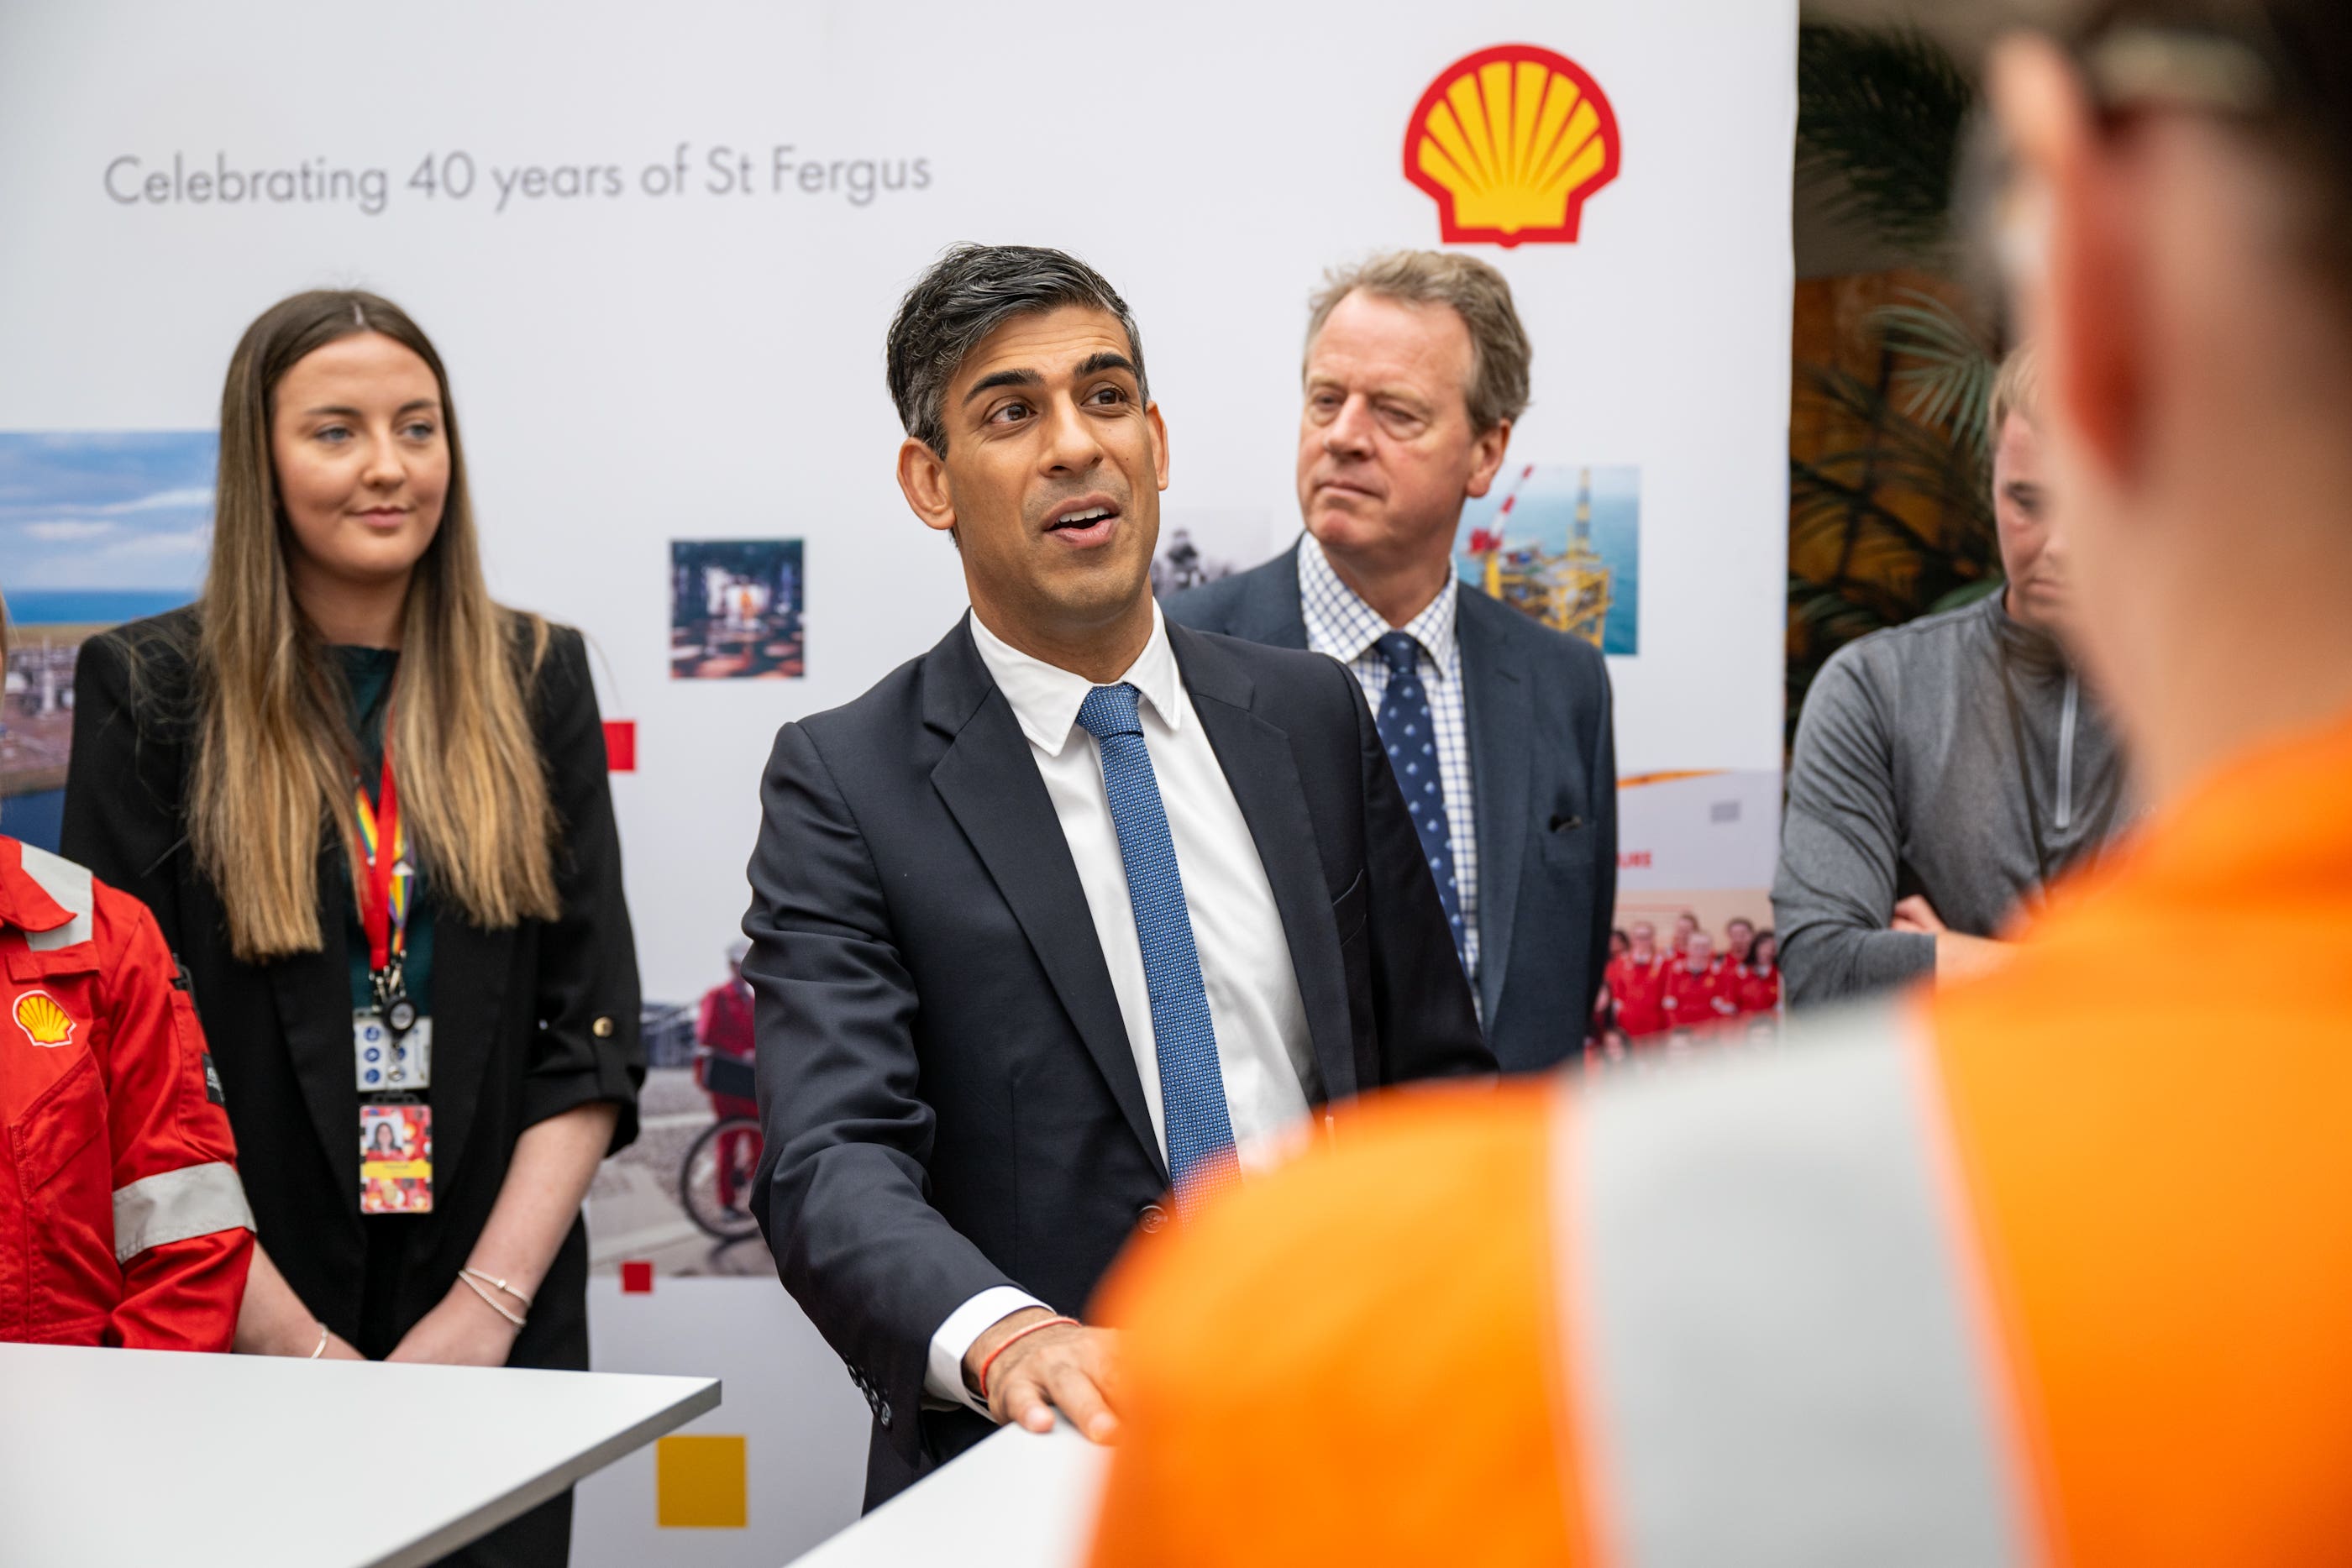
top-left (193, 290), bottom-right (558, 962)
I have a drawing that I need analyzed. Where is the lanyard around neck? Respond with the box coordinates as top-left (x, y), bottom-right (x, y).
top-left (353, 734), bottom-right (408, 980)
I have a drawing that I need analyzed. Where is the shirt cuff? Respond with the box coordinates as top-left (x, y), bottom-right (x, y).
top-left (926, 1285), bottom-right (1051, 1416)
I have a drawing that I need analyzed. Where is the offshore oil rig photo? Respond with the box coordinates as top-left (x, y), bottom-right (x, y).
top-left (1464, 464), bottom-right (1615, 648)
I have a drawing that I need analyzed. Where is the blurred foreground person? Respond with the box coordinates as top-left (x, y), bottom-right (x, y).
top-left (1775, 340), bottom-right (2132, 1004)
top-left (0, 591), bottom-right (253, 1349)
top-left (1089, 2), bottom-right (2352, 1561)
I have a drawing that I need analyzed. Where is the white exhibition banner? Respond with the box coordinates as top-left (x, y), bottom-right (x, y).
top-left (0, 1), bottom-right (1793, 1560)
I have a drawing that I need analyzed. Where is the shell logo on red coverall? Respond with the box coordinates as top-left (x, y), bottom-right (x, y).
top-left (13, 989), bottom-right (76, 1048)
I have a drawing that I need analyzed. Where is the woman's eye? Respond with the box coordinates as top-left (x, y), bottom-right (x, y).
top-left (315, 426), bottom-right (351, 444)
top-left (402, 422), bottom-right (437, 441)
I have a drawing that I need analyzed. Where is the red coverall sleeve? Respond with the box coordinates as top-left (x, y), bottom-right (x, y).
top-left (97, 889), bottom-right (254, 1351)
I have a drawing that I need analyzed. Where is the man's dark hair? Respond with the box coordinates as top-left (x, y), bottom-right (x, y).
top-left (885, 244), bottom-right (1147, 455)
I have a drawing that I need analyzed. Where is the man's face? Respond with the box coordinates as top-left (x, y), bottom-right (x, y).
top-left (900, 304), bottom-right (1167, 647)
top-left (1992, 412), bottom-right (2070, 635)
top-left (1629, 921), bottom-right (1655, 955)
top-left (1297, 291), bottom-right (1509, 570)
top-left (1687, 935), bottom-right (1714, 973)
top-left (1726, 919), bottom-right (1753, 958)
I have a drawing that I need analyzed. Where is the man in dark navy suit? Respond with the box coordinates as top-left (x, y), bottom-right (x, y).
top-left (1168, 251), bottom-right (1618, 1072)
top-left (743, 245), bottom-right (1492, 1508)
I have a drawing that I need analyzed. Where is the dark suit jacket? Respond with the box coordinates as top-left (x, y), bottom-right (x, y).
top-left (1166, 544), bottom-right (1618, 1071)
top-left (744, 614), bottom-right (1492, 1506)
top-left (59, 609), bottom-right (643, 1372)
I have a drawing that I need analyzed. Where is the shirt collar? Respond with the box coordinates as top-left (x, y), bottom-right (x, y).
top-left (0, 839), bottom-right (73, 937)
top-left (1296, 531), bottom-right (1461, 676)
top-left (1981, 586), bottom-right (2071, 678)
top-left (968, 600), bottom-right (1186, 758)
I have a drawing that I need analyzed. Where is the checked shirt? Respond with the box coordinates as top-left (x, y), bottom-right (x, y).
top-left (1296, 532), bottom-right (1480, 989)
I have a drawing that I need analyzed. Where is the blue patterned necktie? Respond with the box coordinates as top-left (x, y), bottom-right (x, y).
top-left (1075, 683), bottom-right (1237, 1205)
top-left (1374, 632), bottom-right (1467, 965)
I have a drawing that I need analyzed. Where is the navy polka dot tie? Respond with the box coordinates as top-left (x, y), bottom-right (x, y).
top-left (1077, 683), bottom-right (1238, 1207)
top-left (1373, 632), bottom-right (1467, 967)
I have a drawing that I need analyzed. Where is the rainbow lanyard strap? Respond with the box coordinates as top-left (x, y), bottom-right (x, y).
top-left (354, 745), bottom-right (414, 1019)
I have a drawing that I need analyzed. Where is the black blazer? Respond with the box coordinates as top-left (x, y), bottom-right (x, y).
top-left (1166, 544), bottom-right (1619, 1071)
top-left (59, 608), bottom-right (643, 1371)
top-left (744, 614), bottom-right (1491, 1505)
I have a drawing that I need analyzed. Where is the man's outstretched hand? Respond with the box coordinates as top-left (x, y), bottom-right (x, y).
top-left (964, 1307), bottom-right (1121, 1443)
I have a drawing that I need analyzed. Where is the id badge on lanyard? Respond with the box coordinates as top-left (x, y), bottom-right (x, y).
top-left (354, 735), bottom-right (432, 1214)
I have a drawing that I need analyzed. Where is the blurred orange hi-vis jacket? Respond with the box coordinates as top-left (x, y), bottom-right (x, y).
top-left (1089, 710), bottom-right (2352, 1566)
top-left (0, 836), bottom-right (253, 1350)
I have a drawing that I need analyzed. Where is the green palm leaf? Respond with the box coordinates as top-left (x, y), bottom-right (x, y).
top-left (1797, 24), bottom-right (1977, 254)
top-left (1869, 291), bottom-right (1998, 460)
top-left (1786, 22), bottom-right (1996, 749)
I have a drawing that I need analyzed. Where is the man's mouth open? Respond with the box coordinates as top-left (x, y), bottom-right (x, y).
top-left (1044, 499), bottom-right (1122, 548)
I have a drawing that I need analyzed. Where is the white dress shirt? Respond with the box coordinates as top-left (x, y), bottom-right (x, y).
top-left (925, 602), bottom-right (1316, 1413)
top-left (1296, 532), bottom-right (1480, 986)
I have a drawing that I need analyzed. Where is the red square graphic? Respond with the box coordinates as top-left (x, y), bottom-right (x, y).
top-left (603, 720), bottom-right (638, 773)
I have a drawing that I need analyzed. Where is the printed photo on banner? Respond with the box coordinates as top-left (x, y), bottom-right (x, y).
top-left (582, 941), bottom-right (771, 1281)
top-left (0, 433), bottom-right (213, 853)
top-left (1596, 768), bottom-right (1783, 1060)
top-left (669, 539), bottom-right (805, 679)
top-left (1148, 508), bottom-right (1270, 600)
top-left (1452, 463), bottom-right (1640, 655)
top-left (360, 1103), bottom-right (433, 1214)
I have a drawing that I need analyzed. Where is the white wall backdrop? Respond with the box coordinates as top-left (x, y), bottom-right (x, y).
top-left (0, 2), bottom-right (1793, 1560)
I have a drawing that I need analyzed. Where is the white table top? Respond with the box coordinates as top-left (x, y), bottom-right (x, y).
top-left (785, 1422), bottom-right (1110, 1568)
top-left (0, 1343), bottom-right (717, 1568)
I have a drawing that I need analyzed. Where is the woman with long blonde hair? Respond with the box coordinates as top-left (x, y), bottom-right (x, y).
top-left (62, 290), bottom-right (640, 1568)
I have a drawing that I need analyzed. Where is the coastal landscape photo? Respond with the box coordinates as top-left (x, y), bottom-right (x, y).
top-left (0, 433), bottom-right (213, 851)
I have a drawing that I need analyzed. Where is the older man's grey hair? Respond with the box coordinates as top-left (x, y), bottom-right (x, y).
top-left (1305, 250), bottom-right (1531, 433)
top-left (885, 244), bottom-right (1148, 456)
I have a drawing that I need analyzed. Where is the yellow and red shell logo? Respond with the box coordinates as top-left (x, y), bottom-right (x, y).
top-left (13, 990), bottom-right (75, 1048)
top-left (1404, 44), bottom-right (1621, 247)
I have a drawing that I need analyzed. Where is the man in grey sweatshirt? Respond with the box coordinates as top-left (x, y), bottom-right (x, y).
top-left (1774, 348), bottom-right (2133, 1005)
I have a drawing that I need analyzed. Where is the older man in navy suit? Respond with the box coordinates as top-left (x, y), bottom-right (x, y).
top-left (1168, 251), bottom-right (1617, 1072)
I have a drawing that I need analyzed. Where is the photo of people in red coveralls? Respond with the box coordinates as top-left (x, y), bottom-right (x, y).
top-left (1593, 910), bottom-right (1781, 1057)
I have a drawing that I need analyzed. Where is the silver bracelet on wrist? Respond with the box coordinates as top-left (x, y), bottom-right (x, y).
top-left (458, 1266), bottom-right (533, 1312)
top-left (459, 1270), bottom-right (528, 1329)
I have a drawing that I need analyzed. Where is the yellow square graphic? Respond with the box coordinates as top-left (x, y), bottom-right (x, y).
top-left (656, 1434), bottom-right (748, 1529)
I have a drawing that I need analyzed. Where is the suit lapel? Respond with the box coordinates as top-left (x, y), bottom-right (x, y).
top-left (1233, 543), bottom-right (1311, 650)
top-left (1457, 595), bottom-right (1532, 1025)
top-left (420, 915), bottom-right (510, 1198)
top-left (268, 866), bottom-right (364, 1213)
top-left (924, 621), bottom-right (1170, 1187)
top-left (1171, 626), bottom-right (1358, 1104)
